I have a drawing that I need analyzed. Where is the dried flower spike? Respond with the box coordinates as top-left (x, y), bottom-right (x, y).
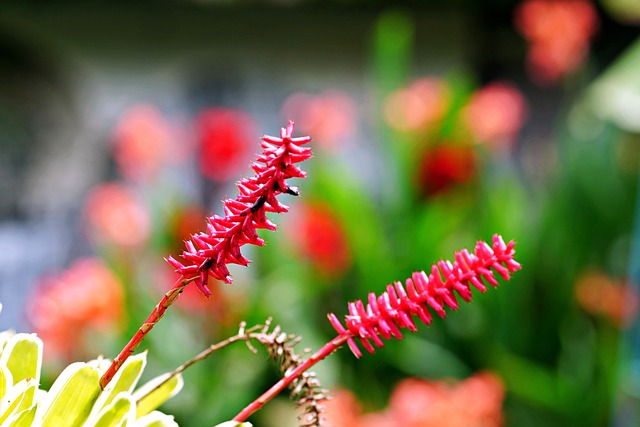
top-left (100, 121), bottom-right (311, 389)
top-left (166, 120), bottom-right (312, 296)
top-left (328, 234), bottom-right (521, 357)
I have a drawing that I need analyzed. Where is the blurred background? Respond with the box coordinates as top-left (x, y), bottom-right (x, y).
top-left (1, 0), bottom-right (640, 426)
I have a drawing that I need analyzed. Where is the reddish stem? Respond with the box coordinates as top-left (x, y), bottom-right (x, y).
top-left (99, 275), bottom-right (189, 389)
top-left (232, 333), bottom-right (350, 422)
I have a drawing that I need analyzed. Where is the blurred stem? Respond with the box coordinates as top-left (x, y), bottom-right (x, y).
top-left (370, 9), bottom-right (415, 207)
top-left (611, 162), bottom-right (640, 426)
top-left (371, 9), bottom-right (413, 96)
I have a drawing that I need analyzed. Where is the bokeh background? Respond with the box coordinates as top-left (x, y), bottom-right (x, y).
top-left (1, 1), bottom-right (640, 426)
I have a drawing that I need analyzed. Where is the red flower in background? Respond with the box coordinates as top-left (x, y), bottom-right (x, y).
top-left (281, 90), bottom-right (357, 151)
top-left (196, 108), bottom-right (257, 181)
top-left (324, 373), bottom-right (505, 427)
top-left (83, 182), bottom-right (151, 248)
top-left (515, 0), bottom-right (599, 85)
top-left (27, 258), bottom-right (124, 361)
top-left (112, 104), bottom-right (177, 182)
top-left (384, 77), bottom-right (451, 132)
top-left (415, 144), bottom-right (477, 198)
top-left (463, 82), bottom-right (528, 150)
top-left (286, 202), bottom-right (351, 278)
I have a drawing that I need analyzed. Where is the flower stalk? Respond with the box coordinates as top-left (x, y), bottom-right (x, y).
top-left (232, 235), bottom-right (520, 423)
top-left (99, 122), bottom-right (312, 390)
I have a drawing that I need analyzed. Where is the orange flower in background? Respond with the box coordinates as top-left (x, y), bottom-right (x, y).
top-left (325, 373), bottom-right (505, 427)
top-left (196, 108), bottom-right (257, 182)
top-left (463, 82), bottom-right (528, 150)
top-left (27, 258), bottom-right (124, 361)
top-left (575, 269), bottom-right (639, 327)
top-left (384, 77), bottom-right (450, 132)
top-left (415, 144), bottom-right (477, 198)
top-left (515, 0), bottom-right (599, 85)
top-left (281, 90), bottom-right (357, 151)
top-left (285, 202), bottom-right (351, 278)
top-left (112, 104), bottom-right (176, 182)
top-left (323, 389), bottom-right (363, 427)
top-left (84, 182), bottom-right (151, 248)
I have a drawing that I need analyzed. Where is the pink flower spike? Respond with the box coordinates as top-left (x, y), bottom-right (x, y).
top-left (328, 313), bottom-right (347, 334)
top-left (358, 336), bottom-right (376, 354)
top-left (328, 235), bottom-right (521, 358)
top-left (347, 338), bottom-right (363, 358)
top-left (166, 122), bottom-right (311, 294)
top-left (101, 122), bottom-right (311, 390)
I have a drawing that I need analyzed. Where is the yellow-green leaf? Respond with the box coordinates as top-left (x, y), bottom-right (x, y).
top-left (0, 379), bottom-right (36, 425)
top-left (93, 393), bottom-right (135, 427)
top-left (41, 362), bottom-right (102, 427)
top-left (97, 352), bottom-right (147, 413)
top-left (0, 363), bottom-right (13, 402)
top-left (0, 332), bottom-right (42, 413)
top-left (132, 373), bottom-right (183, 418)
top-left (6, 405), bottom-right (37, 427)
top-left (0, 334), bottom-right (42, 384)
top-left (135, 411), bottom-right (178, 427)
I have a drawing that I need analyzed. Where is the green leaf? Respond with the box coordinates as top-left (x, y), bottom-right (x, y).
top-left (40, 362), bottom-right (102, 427)
top-left (6, 405), bottom-right (37, 427)
top-left (0, 333), bottom-right (43, 411)
top-left (135, 410), bottom-right (179, 427)
top-left (93, 393), bottom-right (135, 427)
top-left (0, 379), bottom-right (37, 424)
top-left (132, 373), bottom-right (183, 418)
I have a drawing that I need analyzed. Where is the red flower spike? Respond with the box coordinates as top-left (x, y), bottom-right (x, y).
top-left (328, 235), bottom-right (521, 358)
top-left (167, 121), bottom-right (312, 294)
top-left (100, 122), bottom-right (311, 390)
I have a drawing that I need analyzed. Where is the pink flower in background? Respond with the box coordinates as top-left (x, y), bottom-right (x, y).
top-left (196, 108), bottom-right (257, 181)
top-left (463, 82), bottom-right (528, 149)
top-left (415, 144), bottom-right (477, 198)
top-left (286, 202), bottom-right (352, 278)
top-left (281, 90), bottom-right (357, 150)
top-left (324, 373), bottom-right (505, 427)
top-left (27, 258), bottom-right (124, 361)
top-left (112, 104), bottom-right (175, 182)
top-left (515, 0), bottom-right (599, 85)
top-left (84, 182), bottom-right (151, 248)
top-left (384, 77), bottom-right (450, 132)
